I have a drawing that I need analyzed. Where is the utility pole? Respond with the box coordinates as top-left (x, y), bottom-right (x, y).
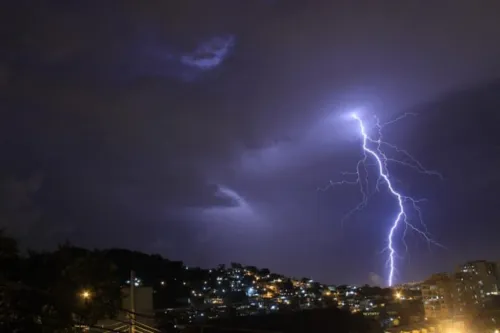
top-left (130, 270), bottom-right (136, 333)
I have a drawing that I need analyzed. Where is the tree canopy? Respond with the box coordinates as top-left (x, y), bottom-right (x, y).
top-left (0, 232), bottom-right (122, 332)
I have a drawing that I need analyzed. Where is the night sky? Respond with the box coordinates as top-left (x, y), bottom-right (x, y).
top-left (2, 1), bottom-right (500, 286)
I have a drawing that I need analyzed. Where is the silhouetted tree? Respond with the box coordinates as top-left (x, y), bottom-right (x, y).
top-left (0, 234), bottom-right (121, 332)
top-left (230, 262), bottom-right (243, 270)
top-left (0, 229), bottom-right (18, 259)
top-left (245, 265), bottom-right (258, 274)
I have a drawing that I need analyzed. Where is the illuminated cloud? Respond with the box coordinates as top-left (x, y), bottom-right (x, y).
top-left (200, 185), bottom-right (260, 224)
top-left (213, 185), bottom-right (248, 208)
top-left (176, 184), bottom-right (264, 229)
top-left (238, 114), bottom-right (359, 176)
top-left (180, 35), bottom-right (235, 70)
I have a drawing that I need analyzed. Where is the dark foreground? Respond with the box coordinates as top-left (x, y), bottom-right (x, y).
top-left (183, 308), bottom-right (382, 333)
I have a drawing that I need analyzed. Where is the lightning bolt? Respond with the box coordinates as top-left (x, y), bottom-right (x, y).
top-left (320, 112), bottom-right (443, 287)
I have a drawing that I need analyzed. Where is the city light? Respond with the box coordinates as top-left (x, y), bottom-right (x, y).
top-left (106, 259), bottom-right (498, 327)
top-left (80, 289), bottom-right (91, 300)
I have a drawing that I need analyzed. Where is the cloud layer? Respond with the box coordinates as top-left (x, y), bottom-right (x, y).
top-left (2, 1), bottom-right (500, 284)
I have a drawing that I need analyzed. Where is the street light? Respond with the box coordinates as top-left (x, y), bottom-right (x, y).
top-left (80, 290), bottom-right (91, 300)
top-left (395, 292), bottom-right (402, 300)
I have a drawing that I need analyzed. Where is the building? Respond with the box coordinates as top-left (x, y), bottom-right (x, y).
top-left (122, 286), bottom-right (155, 323)
top-left (93, 286), bottom-right (156, 332)
top-left (454, 260), bottom-right (500, 315)
top-left (421, 273), bottom-right (455, 320)
top-left (457, 260), bottom-right (499, 295)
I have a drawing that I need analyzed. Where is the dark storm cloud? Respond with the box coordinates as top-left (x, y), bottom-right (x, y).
top-left (1, 1), bottom-right (244, 85)
top-left (0, 0), bottom-right (276, 251)
top-left (2, 0), bottom-right (500, 284)
top-left (0, 173), bottom-right (43, 235)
